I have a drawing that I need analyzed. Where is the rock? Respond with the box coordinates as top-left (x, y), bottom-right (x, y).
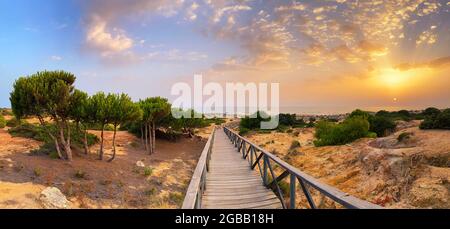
top-left (136, 161), bottom-right (145, 168)
top-left (385, 156), bottom-right (409, 179)
top-left (39, 187), bottom-right (70, 209)
top-left (408, 178), bottom-right (449, 208)
top-left (361, 150), bottom-right (384, 172)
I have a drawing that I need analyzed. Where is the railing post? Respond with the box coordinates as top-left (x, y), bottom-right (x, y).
top-left (242, 141), bottom-right (246, 158)
top-left (263, 155), bottom-right (268, 186)
top-left (290, 174), bottom-right (296, 209)
top-left (250, 146), bottom-right (254, 168)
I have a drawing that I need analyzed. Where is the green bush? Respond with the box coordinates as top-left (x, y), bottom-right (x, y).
top-left (0, 116), bottom-right (5, 128)
top-left (348, 109), bottom-right (397, 137)
top-left (239, 111), bottom-right (271, 130)
top-left (349, 109), bottom-right (371, 119)
top-left (314, 116), bottom-right (370, 146)
top-left (9, 123), bottom-right (98, 157)
top-left (376, 109), bottom-right (417, 121)
top-left (239, 127), bottom-right (250, 136)
top-left (144, 167), bottom-right (153, 176)
top-left (9, 123), bottom-right (98, 146)
top-left (422, 107), bottom-right (441, 117)
top-left (366, 132), bottom-right (378, 138)
top-left (168, 192), bottom-right (184, 205)
top-left (276, 125), bottom-right (289, 133)
top-left (420, 109), bottom-right (450, 130)
top-left (6, 117), bottom-right (25, 127)
top-left (369, 116), bottom-right (396, 137)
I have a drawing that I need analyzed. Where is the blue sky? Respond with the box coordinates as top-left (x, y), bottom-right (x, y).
top-left (1, 0), bottom-right (449, 112)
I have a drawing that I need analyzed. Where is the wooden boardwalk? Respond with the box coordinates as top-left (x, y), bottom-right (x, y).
top-left (202, 130), bottom-right (282, 209)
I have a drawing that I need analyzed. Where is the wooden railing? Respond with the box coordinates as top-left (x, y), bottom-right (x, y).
top-left (182, 128), bottom-right (215, 209)
top-left (223, 127), bottom-right (383, 209)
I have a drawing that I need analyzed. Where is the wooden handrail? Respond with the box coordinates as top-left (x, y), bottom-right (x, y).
top-left (181, 128), bottom-right (215, 209)
top-left (223, 127), bottom-right (383, 209)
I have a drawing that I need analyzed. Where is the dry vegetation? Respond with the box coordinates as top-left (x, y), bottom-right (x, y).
top-left (0, 114), bottom-right (212, 209)
top-left (244, 120), bottom-right (449, 209)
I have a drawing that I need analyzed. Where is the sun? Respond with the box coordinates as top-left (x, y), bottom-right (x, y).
top-left (378, 68), bottom-right (409, 88)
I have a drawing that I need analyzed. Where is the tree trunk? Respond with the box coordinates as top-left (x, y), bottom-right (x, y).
top-left (144, 123), bottom-right (148, 152)
top-left (140, 125), bottom-right (144, 147)
top-left (108, 124), bottom-right (118, 162)
top-left (188, 128), bottom-right (194, 138)
top-left (99, 123), bottom-right (105, 160)
top-left (58, 121), bottom-right (72, 162)
top-left (37, 116), bottom-right (64, 160)
top-left (152, 121), bottom-right (156, 154)
top-left (53, 138), bottom-right (64, 159)
top-left (82, 124), bottom-right (90, 155)
top-left (148, 123), bottom-right (153, 155)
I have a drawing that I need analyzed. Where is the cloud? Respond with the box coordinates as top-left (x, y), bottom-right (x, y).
top-left (82, 0), bottom-right (186, 60)
top-left (79, 0), bottom-right (447, 70)
top-left (211, 4), bottom-right (252, 23)
top-left (357, 40), bottom-right (388, 59)
top-left (185, 2), bottom-right (200, 21)
top-left (86, 15), bottom-right (134, 54)
top-left (51, 55), bottom-right (62, 61)
top-left (394, 56), bottom-right (450, 71)
top-left (416, 26), bottom-right (438, 46)
top-left (212, 57), bottom-right (259, 72)
top-left (144, 49), bottom-right (208, 62)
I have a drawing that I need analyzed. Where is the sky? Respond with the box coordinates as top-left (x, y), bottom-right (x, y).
top-left (0, 0), bottom-right (449, 114)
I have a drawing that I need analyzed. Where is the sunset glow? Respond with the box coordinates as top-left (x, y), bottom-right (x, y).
top-left (0, 0), bottom-right (449, 113)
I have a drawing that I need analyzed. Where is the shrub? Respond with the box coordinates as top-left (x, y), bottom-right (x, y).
top-left (314, 117), bottom-right (370, 146)
top-left (276, 125), bottom-right (289, 133)
top-left (239, 111), bottom-right (271, 130)
top-left (144, 187), bottom-right (157, 196)
top-left (9, 122), bottom-right (98, 158)
top-left (433, 109), bottom-right (450, 129)
top-left (349, 109), bottom-right (371, 119)
top-left (422, 107), bottom-right (441, 117)
top-left (169, 192), bottom-right (184, 205)
top-left (33, 168), bottom-right (42, 177)
top-left (75, 170), bottom-right (86, 179)
top-left (366, 132), bottom-right (378, 138)
top-left (289, 140), bottom-right (301, 150)
top-left (48, 151), bottom-right (60, 159)
top-left (369, 116), bottom-right (396, 137)
top-left (420, 109), bottom-right (450, 130)
top-left (397, 132), bottom-right (412, 142)
top-left (0, 115), bottom-right (5, 128)
top-left (398, 110), bottom-right (411, 118)
top-left (239, 127), bottom-right (250, 136)
top-left (144, 167), bottom-right (153, 176)
top-left (279, 113), bottom-right (297, 126)
top-left (6, 117), bottom-right (25, 127)
top-left (376, 109), bottom-right (417, 121)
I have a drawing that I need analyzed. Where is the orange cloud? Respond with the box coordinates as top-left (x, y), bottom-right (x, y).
top-left (395, 56), bottom-right (450, 71)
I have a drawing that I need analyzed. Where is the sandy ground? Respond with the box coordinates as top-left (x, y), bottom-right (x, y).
top-left (244, 121), bottom-right (450, 209)
top-left (0, 125), bottom-right (209, 209)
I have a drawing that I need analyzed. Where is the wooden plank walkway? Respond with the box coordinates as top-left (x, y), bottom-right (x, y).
top-left (202, 129), bottom-right (282, 209)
